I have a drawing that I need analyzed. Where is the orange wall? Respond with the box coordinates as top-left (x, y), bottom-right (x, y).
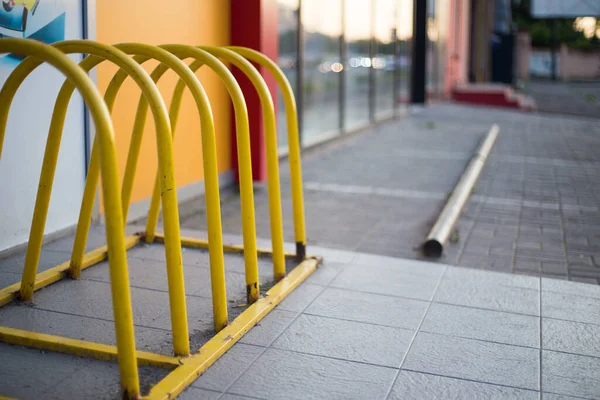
top-left (96, 0), bottom-right (232, 208)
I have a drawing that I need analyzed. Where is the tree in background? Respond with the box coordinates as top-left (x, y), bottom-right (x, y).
top-left (511, 0), bottom-right (599, 51)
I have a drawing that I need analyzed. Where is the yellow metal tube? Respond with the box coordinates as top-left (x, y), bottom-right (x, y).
top-left (0, 38), bottom-right (139, 399)
top-left (228, 47), bottom-right (307, 260)
top-left (102, 43), bottom-right (228, 332)
top-left (200, 47), bottom-right (286, 281)
top-left (5, 40), bottom-right (190, 357)
top-left (61, 41), bottom-right (190, 357)
top-left (154, 44), bottom-right (261, 304)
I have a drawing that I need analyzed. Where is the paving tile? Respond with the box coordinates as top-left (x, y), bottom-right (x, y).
top-left (543, 318), bottom-right (600, 358)
top-left (351, 255), bottom-right (446, 278)
top-left (542, 290), bottom-right (600, 325)
top-left (434, 274), bottom-right (540, 315)
top-left (307, 246), bottom-right (356, 264)
top-left (305, 287), bottom-right (428, 330)
top-left (542, 277), bottom-right (600, 299)
top-left (42, 227), bottom-right (108, 254)
top-left (421, 303), bottom-right (540, 347)
top-left (239, 309), bottom-right (297, 347)
top-left (0, 343), bottom-right (78, 399)
top-left (192, 343), bottom-right (264, 392)
top-left (542, 394), bottom-right (588, 400)
top-left (542, 350), bottom-right (600, 399)
top-left (0, 305), bottom-right (173, 354)
top-left (81, 258), bottom-right (253, 301)
top-left (403, 332), bottom-right (540, 390)
top-left (220, 394), bottom-right (261, 400)
top-left (148, 295), bottom-right (214, 333)
top-left (42, 357), bottom-right (167, 400)
top-left (25, 278), bottom-right (169, 327)
top-left (389, 370), bottom-right (539, 400)
top-left (178, 387), bottom-right (220, 400)
top-left (0, 271), bottom-right (20, 288)
top-left (303, 262), bottom-right (344, 286)
top-left (272, 314), bottom-right (413, 368)
top-left (443, 267), bottom-right (540, 290)
top-left (228, 348), bottom-right (396, 400)
top-left (0, 250), bottom-right (71, 274)
top-left (330, 264), bottom-right (441, 301)
top-left (275, 283), bottom-right (323, 313)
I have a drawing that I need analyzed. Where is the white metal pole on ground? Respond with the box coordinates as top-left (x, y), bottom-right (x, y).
top-left (423, 124), bottom-right (500, 258)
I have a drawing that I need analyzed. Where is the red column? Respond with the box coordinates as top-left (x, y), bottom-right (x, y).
top-left (230, 0), bottom-right (279, 182)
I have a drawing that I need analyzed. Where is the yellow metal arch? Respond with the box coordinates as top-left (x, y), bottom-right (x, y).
top-left (2, 40), bottom-right (190, 357)
top-left (228, 46), bottom-right (307, 260)
top-left (0, 38), bottom-right (140, 399)
top-left (154, 44), bottom-right (262, 304)
top-left (74, 42), bottom-right (229, 332)
top-left (200, 46), bottom-right (285, 281)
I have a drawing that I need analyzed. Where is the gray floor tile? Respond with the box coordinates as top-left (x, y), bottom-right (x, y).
top-left (228, 348), bottom-right (396, 400)
top-left (403, 332), bottom-right (540, 390)
top-left (192, 343), bottom-right (263, 392)
top-left (443, 267), bottom-right (540, 290)
top-left (0, 343), bottom-right (78, 399)
top-left (307, 246), bottom-right (357, 264)
top-left (239, 309), bottom-right (297, 347)
top-left (0, 343), bottom-right (166, 399)
top-left (82, 259), bottom-right (251, 303)
top-left (42, 357), bottom-right (167, 400)
top-left (272, 314), bottom-right (413, 368)
top-left (147, 295), bottom-right (214, 333)
top-left (0, 271), bottom-right (20, 288)
top-left (434, 273), bottom-right (540, 316)
top-left (303, 262), bottom-right (343, 286)
top-left (351, 255), bottom-right (446, 278)
top-left (543, 318), bottom-right (600, 358)
top-left (29, 278), bottom-right (170, 326)
top-left (330, 264), bottom-right (441, 301)
top-left (42, 226), bottom-right (108, 254)
top-left (0, 305), bottom-right (173, 354)
top-left (421, 303), bottom-right (540, 348)
top-left (0, 250), bottom-right (71, 274)
top-left (542, 350), bottom-right (600, 399)
top-left (389, 370), bottom-right (539, 400)
top-left (542, 291), bottom-right (600, 325)
top-left (275, 283), bottom-right (323, 313)
top-left (178, 387), bottom-right (220, 400)
top-left (305, 287), bottom-right (429, 330)
top-left (542, 393), bottom-right (589, 400)
top-left (542, 277), bottom-right (600, 299)
top-left (220, 394), bottom-right (263, 400)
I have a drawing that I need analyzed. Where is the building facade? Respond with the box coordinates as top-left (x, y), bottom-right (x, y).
top-left (0, 0), bottom-right (470, 252)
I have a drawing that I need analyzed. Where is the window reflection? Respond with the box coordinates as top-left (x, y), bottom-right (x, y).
top-left (374, 0), bottom-right (396, 118)
top-left (397, 0), bottom-right (413, 108)
top-left (276, 0), bottom-right (299, 152)
top-left (344, 0), bottom-right (372, 129)
top-left (302, 0), bottom-right (342, 144)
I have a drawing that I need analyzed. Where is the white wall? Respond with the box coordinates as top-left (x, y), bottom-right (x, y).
top-left (0, 1), bottom-right (86, 252)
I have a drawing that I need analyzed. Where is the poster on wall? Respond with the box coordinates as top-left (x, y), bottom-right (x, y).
top-left (0, 0), bottom-right (86, 252)
top-left (1, 0), bottom-right (67, 66)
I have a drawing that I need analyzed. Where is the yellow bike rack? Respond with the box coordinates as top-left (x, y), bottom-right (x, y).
top-left (0, 38), bottom-right (142, 398)
top-left (0, 38), bottom-right (320, 400)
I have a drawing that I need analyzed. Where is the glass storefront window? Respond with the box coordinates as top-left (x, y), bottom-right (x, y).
top-left (276, 0), bottom-right (299, 153)
top-left (374, 0), bottom-right (396, 119)
top-left (344, 0), bottom-right (372, 129)
top-left (397, 0), bottom-right (413, 108)
top-left (302, 0), bottom-right (343, 145)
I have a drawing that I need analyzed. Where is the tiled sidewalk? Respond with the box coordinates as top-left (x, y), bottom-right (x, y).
top-left (180, 251), bottom-right (600, 400)
top-left (183, 104), bottom-right (600, 282)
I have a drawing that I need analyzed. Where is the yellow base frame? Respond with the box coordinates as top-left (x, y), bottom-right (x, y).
top-left (0, 234), bottom-right (321, 399)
